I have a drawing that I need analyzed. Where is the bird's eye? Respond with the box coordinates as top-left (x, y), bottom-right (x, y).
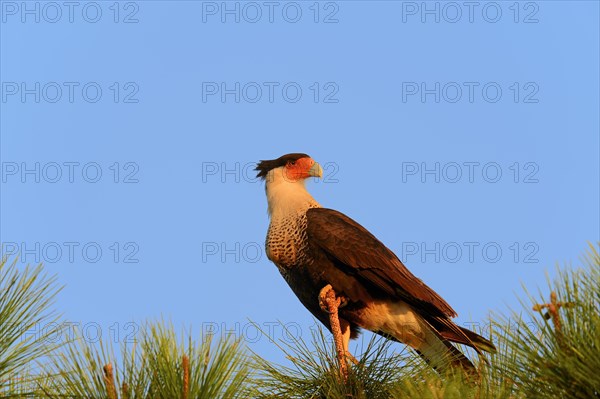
top-left (288, 161), bottom-right (296, 166)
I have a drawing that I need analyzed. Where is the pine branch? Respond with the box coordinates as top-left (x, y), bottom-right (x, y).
top-left (0, 257), bottom-right (63, 396)
top-left (38, 320), bottom-right (251, 398)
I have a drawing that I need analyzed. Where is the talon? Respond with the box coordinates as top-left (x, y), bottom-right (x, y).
top-left (339, 296), bottom-right (349, 308)
top-left (319, 284), bottom-right (334, 313)
top-left (319, 284), bottom-right (348, 313)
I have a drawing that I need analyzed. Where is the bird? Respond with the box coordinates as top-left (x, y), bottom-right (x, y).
top-left (255, 153), bottom-right (496, 374)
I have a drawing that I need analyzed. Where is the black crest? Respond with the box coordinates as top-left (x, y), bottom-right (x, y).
top-left (255, 153), bottom-right (310, 179)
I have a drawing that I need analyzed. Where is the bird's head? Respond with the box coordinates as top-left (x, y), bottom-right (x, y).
top-left (255, 153), bottom-right (323, 184)
top-left (255, 153), bottom-right (323, 216)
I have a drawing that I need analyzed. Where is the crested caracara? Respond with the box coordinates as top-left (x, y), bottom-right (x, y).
top-left (256, 153), bottom-right (495, 372)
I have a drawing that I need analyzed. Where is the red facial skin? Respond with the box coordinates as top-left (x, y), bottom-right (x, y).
top-left (284, 157), bottom-right (315, 181)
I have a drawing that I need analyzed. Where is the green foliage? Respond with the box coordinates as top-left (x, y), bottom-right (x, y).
top-left (40, 321), bottom-right (251, 398)
top-left (248, 324), bottom-right (417, 399)
top-left (0, 258), bottom-right (62, 397)
top-left (492, 243), bottom-right (600, 399)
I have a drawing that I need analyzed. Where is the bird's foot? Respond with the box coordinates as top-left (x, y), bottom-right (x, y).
top-left (319, 284), bottom-right (348, 313)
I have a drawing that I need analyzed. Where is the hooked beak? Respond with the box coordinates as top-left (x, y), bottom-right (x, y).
top-left (308, 161), bottom-right (323, 178)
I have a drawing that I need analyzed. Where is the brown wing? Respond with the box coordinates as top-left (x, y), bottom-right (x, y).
top-left (306, 208), bottom-right (457, 318)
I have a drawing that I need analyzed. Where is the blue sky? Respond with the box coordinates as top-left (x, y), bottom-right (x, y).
top-left (1, 1), bottom-right (599, 363)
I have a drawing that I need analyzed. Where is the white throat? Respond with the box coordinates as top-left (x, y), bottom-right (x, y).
top-left (265, 167), bottom-right (320, 220)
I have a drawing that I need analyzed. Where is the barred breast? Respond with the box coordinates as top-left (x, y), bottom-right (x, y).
top-left (266, 211), bottom-right (309, 268)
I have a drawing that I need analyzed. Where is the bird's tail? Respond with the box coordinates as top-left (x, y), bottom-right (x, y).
top-left (455, 326), bottom-right (496, 354)
top-left (369, 301), bottom-right (492, 374)
top-left (414, 326), bottom-right (477, 374)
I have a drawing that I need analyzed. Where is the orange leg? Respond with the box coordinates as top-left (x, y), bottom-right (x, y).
top-left (319, 284), bottom-right (350, 380)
